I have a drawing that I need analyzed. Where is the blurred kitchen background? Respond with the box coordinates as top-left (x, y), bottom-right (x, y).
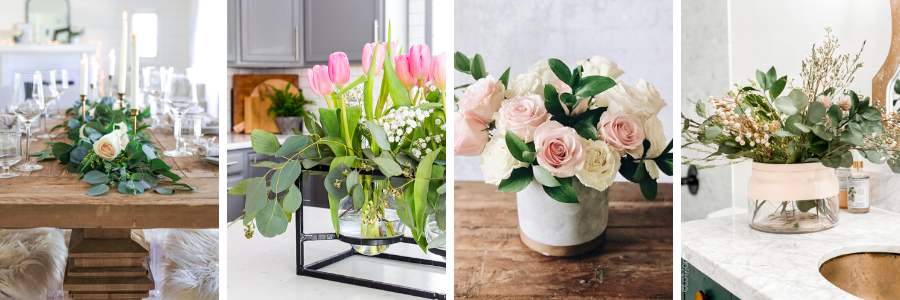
top-left (682, 0), bottom-right (895, 222)
top-left (225, 0), bottom-right (452, 221)
top-left (0, 0), bottom-right (225, 120)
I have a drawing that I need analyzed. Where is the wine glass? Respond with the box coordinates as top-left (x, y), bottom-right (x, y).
top-left (0, 130), bottom-right (22, 178)
top-left (36, 70), bottom-right (59, 139)
top-left (11, 72), bottom-right (45, 172)
top-left (142, 67), bottom-right (165, 128)
top-left (162, 74), bottom-right (197, 157)
top-left (51, 69), bottom-right (68, 119)
top-left (181, 115), bottom-right (203, 153)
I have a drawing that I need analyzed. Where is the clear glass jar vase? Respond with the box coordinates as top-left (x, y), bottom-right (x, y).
top-left (337, 178), bottom-right (405, 256)
top-left (747, 162), bottom-right (840, 233)
top-left (425, 214), bottom-right (445, 250)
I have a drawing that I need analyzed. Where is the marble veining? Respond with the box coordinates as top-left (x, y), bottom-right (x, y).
top-left (862, 170), bottom-right (900, 213)
top-left (682, 207), bottom-right (900, 300)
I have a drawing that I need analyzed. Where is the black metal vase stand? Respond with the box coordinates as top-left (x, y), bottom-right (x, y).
top-left (294, 171), bottom-right (447, 300)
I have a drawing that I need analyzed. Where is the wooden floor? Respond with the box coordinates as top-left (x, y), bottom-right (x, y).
top-left (0, 117), bottom-right (219, 229)
top-left (454, 181), bottom-right (673, 299)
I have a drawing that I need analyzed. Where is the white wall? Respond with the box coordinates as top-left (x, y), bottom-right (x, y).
top-left (453, 0), bottom-right (674, 184)
top-left (728, 0), bottom-right (892, 208)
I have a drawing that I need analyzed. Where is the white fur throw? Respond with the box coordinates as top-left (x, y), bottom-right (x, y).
top-left (161, 229), bottom-right (219, 300)
top-left (0, 228), bottom-right (66, 300)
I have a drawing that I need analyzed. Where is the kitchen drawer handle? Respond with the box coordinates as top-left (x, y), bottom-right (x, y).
top-left (226, 161), bottom-right (239, 166)
top-left (294, 26), bottom-right (299, 61)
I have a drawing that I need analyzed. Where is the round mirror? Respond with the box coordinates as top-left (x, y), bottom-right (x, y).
top-left (26, 0), bottom-right (70, 43)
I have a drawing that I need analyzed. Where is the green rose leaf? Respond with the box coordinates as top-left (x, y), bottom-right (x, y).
top-left (547, 58), bottom-right (571, 84)
top-left (573, 76), bottom-right (616, 100)
top-left (542, 176), bottom-right (577, 203)
top-left (498, 167), bottom-right (532, 193)
top-left (470, 54), bottom-right (487, 80)
top-left (498, 67), bottom-right (511, 87)
top-left (256, 198), bottom-right (289, 238)
top-left (532, 165), bottom-right (560, 187)
top-left (505, 130), bottom-right (533, 163)
top-left (639, 177), bottom-right (658, 200)
top-left (250, 129), bottom-right (280, 156)
top-left (245, 177), bottom-right (268, 217)
top-left (454, 51), bottom-right (470, 73)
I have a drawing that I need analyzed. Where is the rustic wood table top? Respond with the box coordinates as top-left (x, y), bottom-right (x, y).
top-left (0, 117), bottom-right (219, 229)
top-left (454, 181), bottom-right (673, 299)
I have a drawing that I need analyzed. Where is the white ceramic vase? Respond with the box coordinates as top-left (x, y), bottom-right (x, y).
top-left (747, 162), bottom-right (840, 233)
top-left (516, 179), bottom-right (609, 256)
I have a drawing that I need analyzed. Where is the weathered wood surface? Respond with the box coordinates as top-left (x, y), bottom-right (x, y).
top-left (455, 182), bottom-right (673, 299)
top-left (0, 118), bottom-right (218, 229)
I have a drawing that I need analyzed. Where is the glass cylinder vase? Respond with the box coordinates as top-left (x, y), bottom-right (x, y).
top-left (747, 162), bottom-right (840, 233)
top-left (337, 178), bottom-right (406, 256)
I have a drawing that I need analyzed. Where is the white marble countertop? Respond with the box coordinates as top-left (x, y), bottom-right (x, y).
top-left (682, 207), bottom-right (900, 300)
top-left (227, 206), bottom-right (448, 299)
top-left (227, 132), bottom-right (292, 150)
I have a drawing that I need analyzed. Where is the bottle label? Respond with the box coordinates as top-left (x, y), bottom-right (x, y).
top-left (848, 178), bottom-right (869, 209)
top-left (836, 169), bottom-right (850, 190)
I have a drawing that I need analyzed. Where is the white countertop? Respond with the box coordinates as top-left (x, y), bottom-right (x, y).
top-left (227, 133), bottom-right (292, 150)
top-left (682, 207), bottom-right (900, 300)
top-left (227, 206), bottom-right (448, 299)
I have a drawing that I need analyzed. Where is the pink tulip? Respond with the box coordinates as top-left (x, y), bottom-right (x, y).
top-left (408, 44), bottom-right (431, 80)
top-left (362, 42), bottom-right (386, 76)
top-left (328, 52), bottom-right (350, 86)
top-left (394, 54), bottom-right (416, 90)
top-left (307, 65), bottom-right (333, 97)
top-left (431, 52), bottom-right (446, 90)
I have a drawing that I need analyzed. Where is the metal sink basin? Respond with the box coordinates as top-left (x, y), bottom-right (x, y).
top-left (820, 252), bottom-right (900, 300)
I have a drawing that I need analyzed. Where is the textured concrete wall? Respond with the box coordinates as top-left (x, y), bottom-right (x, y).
top-left (680, 0), bottom-right (733, 222)
top-left (453, 0), bottom-right (674, 184)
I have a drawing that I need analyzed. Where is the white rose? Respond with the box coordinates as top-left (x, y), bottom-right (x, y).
top-left (527, 60), bottom-right (560, 87)
top-left (579, 55), bottom-right (625, 79)
top-left (596, 79), bottom-right (666, 122)
top-left (112, 129), bottom-right (130, 148)
top-left (504, 71), bottom-right (542, 99)
top-left (79, 125), bottom-right (88, 139)
top-left (576, 139), bottom-right (621, 191)
top-left (93, 132), bottom-right (122, 160)
top-left (113, 122), bottom-right (128, 131)
top-left (480, 134), bottom-right (529, 185)
top-left (642, 116), bottom-right (667, 179)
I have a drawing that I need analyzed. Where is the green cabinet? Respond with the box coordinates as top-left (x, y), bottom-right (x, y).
top-left (682, 259), bottom-right (740, 300)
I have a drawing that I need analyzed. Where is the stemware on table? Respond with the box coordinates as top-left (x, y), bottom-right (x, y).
top-left (0, 130), bottom-right (22, 178)
top-left (181, 115), bottom-right (203, 153)
top-left (11, 72), bottom-right (45, 172)
top-left (142, 67), bottom-right (165, 129)
top-left (36, 70), bottom-right (60, 139)
top-left (50, 69), bottom-right (68, 119)
top-left (162, 74), bottom-right (198, 157)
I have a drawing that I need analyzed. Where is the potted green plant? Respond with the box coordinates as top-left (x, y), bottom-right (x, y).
top-left (68, 28), bottom-right (84, 44)
top-left (264, 83), bottom-right (313, 135)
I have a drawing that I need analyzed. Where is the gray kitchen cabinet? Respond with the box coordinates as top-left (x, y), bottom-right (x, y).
top-left (227, 0), bottom-right (238, 63)
top-left (240, 0), bottom-right (302, 64)
top-left (302, 0), bottom-right (384, 65)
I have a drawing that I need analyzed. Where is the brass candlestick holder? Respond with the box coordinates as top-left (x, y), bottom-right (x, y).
top-left (80, 95), bottom-right (87, 123)
top-left (117, 93), bottom-right (126, 110)
top-left (130, 109), bottom-right (139, 135)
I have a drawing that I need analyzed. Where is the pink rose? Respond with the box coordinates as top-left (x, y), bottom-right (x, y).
top-left (598, 110), bottom-right (645, 157)
top-left (533, 121), bottom-right (586, 177)
top-left (458, 76), bottom-right (505, 124)
top-left (498, 94), bottom-right (550, 143)
top-left (454, 114), bottom-right (489, 156)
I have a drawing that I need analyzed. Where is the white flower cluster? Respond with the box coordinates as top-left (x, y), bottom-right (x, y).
top-left (378, 107), bottom-right (446, 158)
top-left (345, 85), bottom-right (365, 107)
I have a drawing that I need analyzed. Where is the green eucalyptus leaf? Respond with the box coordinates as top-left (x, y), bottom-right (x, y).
top-left (250, 129), bottom-right (280, 156)
top-left (83, 170), bottom-right (109, 185)
top-left (373, 156), bottom-right (403, 177)
top-left (250, 161), bottom-right (279, 168)
top-left (807, 101), bottom-right (826, 124)
top-left (245, 177), bottom-right (268, 217)
top-left (365, 120), bottom-right (391, 150)
top-left (282, 184), bottom-right (302, 213)
top-left (274, 135), bottom-right (312, 157)
top-left (85, 184), bottom-right (109, 196)
top-left (154, 188), bottom-right (174, 195)
top-left (256, 198), bottom-right (289, 238)
top-left (272, 161), bottom-right (302, 193)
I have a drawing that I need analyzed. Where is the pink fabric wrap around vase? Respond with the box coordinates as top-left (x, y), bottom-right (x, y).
top-left (748, 162), bottom-right (839, 201)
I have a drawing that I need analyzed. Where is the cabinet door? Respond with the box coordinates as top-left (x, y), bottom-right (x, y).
top-left (226, 149), bottom-right (249, 222)
top-left (303, 0), bottom-right (384, 65)
top-left (227, 0), bottom-right (238, 63)
top-left (240, 0), bottom-right (302, 63)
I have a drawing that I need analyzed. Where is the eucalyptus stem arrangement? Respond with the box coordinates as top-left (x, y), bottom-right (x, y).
top-left (228, 24), bottom-right (447, 252)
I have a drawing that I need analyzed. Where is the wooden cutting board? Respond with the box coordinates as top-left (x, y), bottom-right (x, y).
top-left (243, 79), bottom-right (301, 134)
top-left (232, 74), bottom-right (299, 129)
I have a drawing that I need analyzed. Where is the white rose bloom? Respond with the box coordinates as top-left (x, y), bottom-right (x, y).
top-left (480, 134), bottom-right (529, 185)
top-left (93, 132), bottom-right (123, 160)
top-left (576, 138), bottom-right (621, 191)
top-left (579, 55), bottom-right (625, 79)
top-left (596, 79), bottom-right (666, 122)
top-left (79, 125), bottom-right (88, 139)
top-left (504, 71), bottom-right (542, 99)
top-left (642, 116), bottom-right (667, 179)
top-left (526, 60), bottom-right (560, 87)
top-left (113, 129), bottom-right (130, 148)
top-left (113, 122), bottom-right (128, 131)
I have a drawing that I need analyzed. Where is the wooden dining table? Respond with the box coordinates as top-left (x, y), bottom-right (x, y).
top-left (0, 117), bottom-right (218, 298)
top-left (454, 181), bottom-right (673, 299)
